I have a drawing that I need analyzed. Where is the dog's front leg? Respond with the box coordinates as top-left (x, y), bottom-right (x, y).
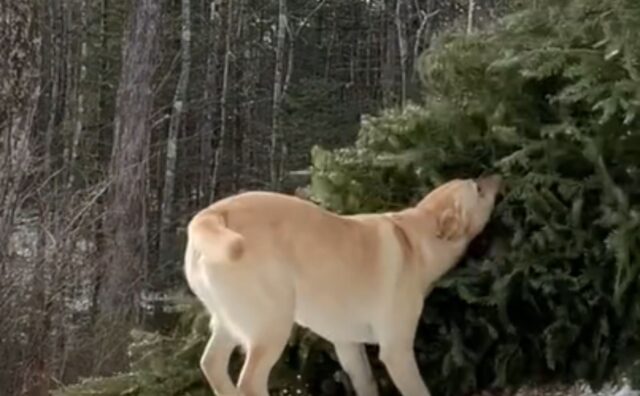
top-left (334, 342), bottom-right (379, 396)
top-left (379, 342), bottom-right (430, 396)
top-left (376, 293), bottom-right (431, 396)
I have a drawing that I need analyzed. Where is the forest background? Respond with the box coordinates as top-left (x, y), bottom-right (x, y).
top-left (2, 0), bottom-right (639, 395)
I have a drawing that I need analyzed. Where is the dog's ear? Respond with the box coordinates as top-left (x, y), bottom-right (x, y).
top-left (436, 200), bottom-right (466, 240)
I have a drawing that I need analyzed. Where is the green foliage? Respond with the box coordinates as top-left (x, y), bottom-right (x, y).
top-left (53, 300), bottom-right (210, 396)
top-left (53, 297), bottom-right (347, 396)
top-left (311, 0), bottom-right (640, 394)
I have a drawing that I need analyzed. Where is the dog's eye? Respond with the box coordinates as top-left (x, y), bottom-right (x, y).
top-left (475, 182), bottom-right (484, 197)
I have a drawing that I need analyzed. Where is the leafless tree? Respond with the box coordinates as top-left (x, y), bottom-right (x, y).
top-left (467, 0), bottom-right (476, 34)
top-left (67, 0), bottom-right (88, 189)
top-left (0, 0), bottom-right (41, 265)
top-left (199, 0), bottom-right (220, 204)
top-left (270, 0), bottom-right (288, 190)
top-left (395, 0), bottom-right (409, 105)
top-left (100, 0), bottom-right (161, 318)
top-left (211, 0), bottom-right (234, 200)
top-left (159, 0), bottom-right (192, 271)
top-left (1, 2), bottom-right (42, 394)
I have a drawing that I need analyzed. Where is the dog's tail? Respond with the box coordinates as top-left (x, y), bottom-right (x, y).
top-left (187, 210), bottom-right (245, 264)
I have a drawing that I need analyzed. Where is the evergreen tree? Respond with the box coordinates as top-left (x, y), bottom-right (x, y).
top-left (311, 0), bottom-right (640, 394)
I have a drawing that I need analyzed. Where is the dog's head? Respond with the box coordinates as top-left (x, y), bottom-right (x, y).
top-left (417, 175), bottom-right (502, 241)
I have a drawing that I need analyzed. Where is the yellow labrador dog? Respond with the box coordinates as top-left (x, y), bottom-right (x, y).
top-left (184, 175), bottom-right (502, 396)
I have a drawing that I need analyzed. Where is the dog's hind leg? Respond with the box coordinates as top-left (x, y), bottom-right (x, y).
top-left (208, 266), bottom-right (294, 396)
top-left (200, 320), bottom-right (239, 395)
top-left (334, 342), bottom-right (379, 396)
top-left (235, 321), bottom-right (292, 396)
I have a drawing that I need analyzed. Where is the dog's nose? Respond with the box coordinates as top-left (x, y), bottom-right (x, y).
top-left (476, 174), bottom-right (502, 194)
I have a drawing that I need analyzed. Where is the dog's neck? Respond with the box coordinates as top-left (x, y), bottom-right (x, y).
top-left (389, 208), bottom-right (472, 293)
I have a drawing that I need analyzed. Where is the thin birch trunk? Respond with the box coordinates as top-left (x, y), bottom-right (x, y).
top-left (270, 0), bottom-right (287, 190)
top-left (159, 0), bottom-right (191, 268)
top-left (200, 0), bottom-right (219, 203)
top-left (61, 0), bottom-right (73, 185)
top-left (395, 0), bottom-right (408, 105)
top-left (413, 8), bottom-right (439, 64)
top-left (231, 0), bottom-right (245, 191)
top-left (68, 0), bottom-right (87, 188)
top-left (88, 0), bottom-right (109, 350)
top-left (211, 0), bottom-right (233, 200)
top-left (324, 12), bottom-right (336, 80)
top-left (44, 0), bottom-right (62, 174)
top-left (365, 5), bottom-right (372, 88)
top-left (467, 0), bottom-right (475, 35)
top-left (97, 0), bottom-right (110, 164)
top-left (381, 0), bottom-right (397, 106)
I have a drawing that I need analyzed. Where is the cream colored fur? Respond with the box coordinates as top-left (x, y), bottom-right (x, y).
top-left (184, 175), bottom-right (502, 396)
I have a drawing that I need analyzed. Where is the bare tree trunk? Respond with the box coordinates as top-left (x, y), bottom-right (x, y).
top-left (88, 0), bottom-right (110, 363)
top-left (101, 0), bottom-right (161, 320)
top-left (29, 211), bottom-right (52, 396)
top-left (467, 0), bottom-right (475, 35)
top-left (97, 0), bottom-right (110, 165)
top-left (44, 0), bottom-right (63, 175)
top-left (211, 0), bottom-right (233, 200)
top-left (279, 46), bottom-right (294, 187)
top-left (286, 0), bottom-right (324, 93)
top-left (324, 12), bottom-right (336, 81)
top-left (365, 4), bottom-right (373, 90)
top-left (412, 1), bottom-right (439, 95)
top-left (0, 0), bottom-right (42, 263)
top-left (68, 0), bottom-right (87, 189)
top-left (0, 1), bottom-right (43, 394)
top-left (159, 0), bottom-right (191, 275)
top-left (395, 0), bottom-right (408, 106)
top-left (270, 0), bottom-right (287, 190)
top-left (61, 0), bottom-right (74, 182)
top-left (231, 0), bottom-right (245, 192)
top-left (381, 0), bottom-right (397, 106)
top-left (276, 0), bottom-right (316, 192)
top-left (200, 0), bottom-right (219, 204)
top-left (413, 5), bottom-right (439, 64)
top-left (241, 60), bottom-right (254, 188)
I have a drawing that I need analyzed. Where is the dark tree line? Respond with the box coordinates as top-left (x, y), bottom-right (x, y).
top-left (0, 0), bottom-right (510, 394)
